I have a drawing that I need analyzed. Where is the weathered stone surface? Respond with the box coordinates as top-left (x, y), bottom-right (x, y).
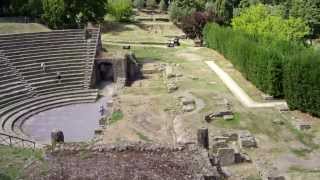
top-left (217, 148), bottom-right (235, 166)
top-left (295, 121), bottom-right (311, 130)
top-left (277, 104), bottom-right (289, 112)
top-left (223, 114), bottom-right (234, 121)
top-left (94, 128), bottom-right (103, 135)
top-left (222, 133), bottom-right (238, 142)
top-left (262, 94), bottom-right (274, 100)
top-left (167, 83), bottom-right (178, 93)
top-left (166, 66), bottom-right (175, 78)
top-left (267, 175), bottom-right (285, 180)
top-left (197, 128), bottom-right (209, 149)
top-left (238, 131), bottom-right (257, 148)
top-left (272, 119), bottom-right (284, 125)
top-left (212, 140), bottom-right (228, 150)
top-left (181, 97), bottom-right (195, 106)
top-left (183, 104), bottom-right (195, 112)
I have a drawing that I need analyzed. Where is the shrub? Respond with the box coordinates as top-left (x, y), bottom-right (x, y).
top-left (146, 0), bottom-right (157, 9)
top-left (181, 12), bottom-right (209, 39)
top-left (107, 0), bottom-right (133, 22)
top-left (204, 23), bottom-right (320, 117)
top-left (159, 0), bottom-right (167, 11)
top-left (133, 0), bottom-right (145, 9)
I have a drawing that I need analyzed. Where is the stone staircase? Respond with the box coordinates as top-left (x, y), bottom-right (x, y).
top-left (0, 28), bottom-right (101, 147)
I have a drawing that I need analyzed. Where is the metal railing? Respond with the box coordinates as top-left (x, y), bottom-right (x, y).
top-left (0, 132), bottom-right (35, 149)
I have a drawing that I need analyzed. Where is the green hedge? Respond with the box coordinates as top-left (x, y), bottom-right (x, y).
top-left (203, 23), bottom-right (320, 116)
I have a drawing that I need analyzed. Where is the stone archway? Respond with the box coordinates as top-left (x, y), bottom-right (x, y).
top-left (99, 62), bottom-right (114, 82)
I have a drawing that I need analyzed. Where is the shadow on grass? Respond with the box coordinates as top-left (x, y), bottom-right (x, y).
top-left (101, 21), bottom-right (134, 34)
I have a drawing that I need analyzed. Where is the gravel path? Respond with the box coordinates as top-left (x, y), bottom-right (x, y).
top-left (206, 61), bottom-right (287, 108)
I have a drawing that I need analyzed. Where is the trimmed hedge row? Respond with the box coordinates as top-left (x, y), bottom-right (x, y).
top-left (203, 23), bottom-right (320, 117)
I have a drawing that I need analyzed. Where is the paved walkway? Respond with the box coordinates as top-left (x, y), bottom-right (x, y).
top-left (103, 41), bottom-right (168, 48)
top-left (205, 61), bottom-right (287, 108)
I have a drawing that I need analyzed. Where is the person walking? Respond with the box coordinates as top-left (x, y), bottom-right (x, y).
top-left (41, 62), bottom-right (46, 72)
top-left (99, 105), bottom-right (105, 116)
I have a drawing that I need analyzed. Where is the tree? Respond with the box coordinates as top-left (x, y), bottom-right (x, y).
top-left (107, 0), bottom-right (133, 22)
top-left (160, 0), bottom-right (168, 11)
top-left (290, 0), bottom-right (320, 37)
top-left (133, 0), bottom-right (145, 9)
top-left (146, 0), bottom-right (157, 9)
top-left (232, 4), bottom-right (310, 41)
top-left (214, 0), bottom-right (235, 23)
top-left (64, 0), bottom-right (107, 25)
top-left (42, 0), bottom-right (65, 28)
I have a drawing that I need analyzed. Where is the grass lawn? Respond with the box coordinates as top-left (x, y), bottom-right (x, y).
top-left (0, 145), bottom-right (43, 179)
top-left (0, 23), bottom-right (50, 34)
top-left (102, 21), bottom-right (185, 44)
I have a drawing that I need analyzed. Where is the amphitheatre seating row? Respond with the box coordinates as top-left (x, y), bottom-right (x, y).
top-left (0, 28), bottom-right (100, 142)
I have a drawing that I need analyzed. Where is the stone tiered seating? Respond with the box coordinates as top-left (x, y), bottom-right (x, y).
top-left (0, 28), bottom-right (100, 143)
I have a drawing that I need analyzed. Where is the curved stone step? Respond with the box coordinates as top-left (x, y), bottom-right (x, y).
top-left (14, 99), bottom-right (96, 140)
top-left (9, 51), bottom-right (87, 61)
top-left (0, 29), bottom-right (84, 40)
top-left (36, 86), bottom-right (89, 96)
top-left (12, 55), bottom-right (87, 65)
top-left (17, 60), bottom-right (87, 69)
top-left (5, 45), bottom-right (87, 56)
top-left (0, 38), bottom-right (85, 49)
top-left (6, 95), bottom-right (97, 134)
top-left (7, 48), bottom-right (86, 59)
top-left (0, 90), bottom-right (98, 130)
top-left (27, 73), bottom-right (85, 84)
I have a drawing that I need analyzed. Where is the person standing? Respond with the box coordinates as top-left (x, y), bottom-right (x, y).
top-left (41, 62), bottom-right (46, 72)
top-left (56, 72), bottom-right (62, 83)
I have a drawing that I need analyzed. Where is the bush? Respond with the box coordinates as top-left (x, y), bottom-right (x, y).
top-left (133, 0), bottom-right (145, 9)
top-left (181, 12), bottom-right (209, 39)
top-left (146, 0), bottom-right (157, 9)
top-left (204, 23), bottom-right (320, 117)
top-left (107, 0), bottom-right (133, 22)
top-left (159, 0), bottom-right (167, 11)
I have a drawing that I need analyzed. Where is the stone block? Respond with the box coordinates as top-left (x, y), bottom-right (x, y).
top-left (94, 128), bottom-right (103, 135)
top-left (296, 122), bottom-right (311, 130)
top-left (222, 133), bottom-right (238, 142)
top-left (181, 97), bottom-right (195, 105)
top-left (212, 140), bottom-right (228, 152)
top-left (217, 148), bottom-right (235, 166)
top-left (167, 83), bottom-right (178, 93)
top-left (268, 176), bottom-right (285, 180)
top-left (182, 104), bottom-right (195, 112)
top-left (238, 131), bottom-right (257, 148)
top-left (223, 114), bottom-right (234, 121)
top-left (272, 119), bottom-right (284, 125)
top-left (262, 94), bottom-right (274, 100)
top-left (165, 66), bottom-right (175, 78)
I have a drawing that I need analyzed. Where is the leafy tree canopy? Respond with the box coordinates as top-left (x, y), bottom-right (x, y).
top-left (232, 4), bottom-right (310, 41)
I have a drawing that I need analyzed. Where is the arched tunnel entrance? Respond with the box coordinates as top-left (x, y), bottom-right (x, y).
top-left (94, 53), bottom-right (142, 88)
top-left (99, 62), bottom-right (114, 82)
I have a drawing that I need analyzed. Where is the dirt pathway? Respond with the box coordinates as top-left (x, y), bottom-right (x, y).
top-left (206, 61), bottom-right (287, 108)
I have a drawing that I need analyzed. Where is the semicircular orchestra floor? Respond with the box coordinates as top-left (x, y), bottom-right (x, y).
top-left (22, 96), bottom-right (109, 144)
